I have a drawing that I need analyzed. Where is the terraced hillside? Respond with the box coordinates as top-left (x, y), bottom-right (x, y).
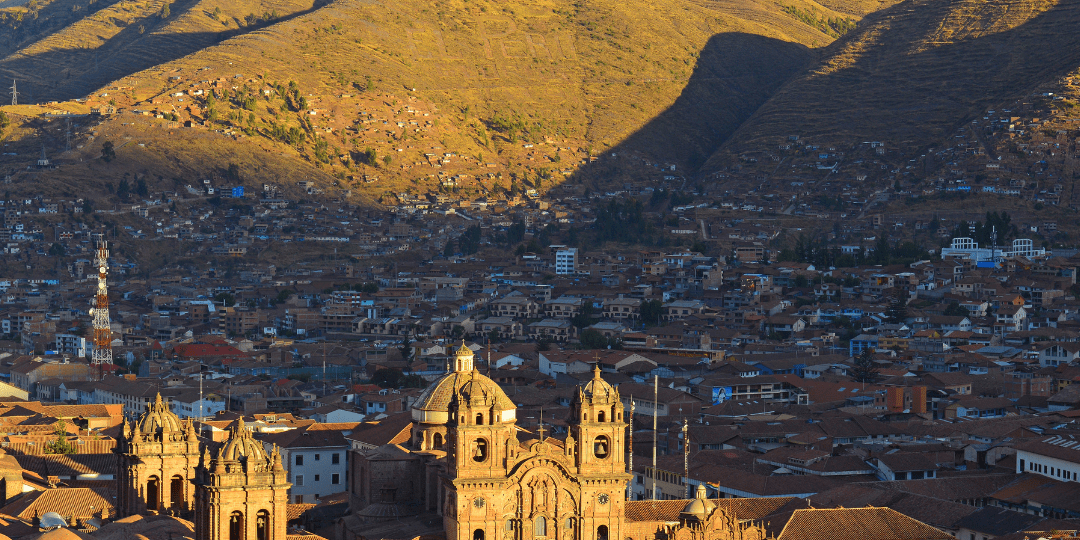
top-left (0, 0), bottom-right (887, 198)
top-left (704, 0), bottom-right (1080, 172)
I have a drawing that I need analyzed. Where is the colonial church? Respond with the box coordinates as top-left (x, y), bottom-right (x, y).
top-left (342, 344), bottom-right (770, 540)
top-left (116, 393), bottom-right (291, 540)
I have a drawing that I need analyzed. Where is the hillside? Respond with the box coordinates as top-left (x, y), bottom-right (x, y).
top-left (0, 0), bottom-right (326, 103)
top-left (0, 0), bottom-right (885, 200)
top-left (704, 0), bottom-right (1080, 173)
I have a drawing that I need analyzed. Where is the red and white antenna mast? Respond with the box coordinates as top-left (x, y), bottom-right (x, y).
top-left (90, 239), bottom-right (113, 368)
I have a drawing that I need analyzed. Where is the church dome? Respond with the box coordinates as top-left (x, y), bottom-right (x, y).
top-left (580, 365), bottom-right (618, 404)
top-left (220, 419), bottom-right (268, 462)
top-left (411, 344), bottom-right (515, 424)
top-left (137, 394), bottom-right (184, 434)
top-left (680, 484), bottom-right (715, 522)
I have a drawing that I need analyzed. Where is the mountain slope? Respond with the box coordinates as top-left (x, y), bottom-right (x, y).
top-left (0, 0), bottom-right (324, 103)
top-left (0, 0), bottom-right (892, 198)
top-left (705, 0), bottom-right (1080, 171)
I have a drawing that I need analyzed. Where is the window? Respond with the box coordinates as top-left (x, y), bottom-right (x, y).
top-left (332, 473), bottom-right (340, 485)
top-left (296, 455), bottom-right (304, 466)
top-left (315, 454), bottom-right (320, 461)
top-left (314, 475), bottom-right (320, 482)
top-left (332, 453), bottom-right (340, 464)
top-left (534, 516), bottom-right (547, 537)
top-left (295, 475), bottom-right (304, 486)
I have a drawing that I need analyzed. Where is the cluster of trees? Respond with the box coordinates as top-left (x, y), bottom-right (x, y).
top-left (649, 188), bottom-right (695, 207)
top-left (781, 5), bottom-right (857, 38)
top-left (592, 198), bottom-right (654, 244)
top-left (951, 211), bottom-right (1017, 247)
top-left (370, 368), bottom-right (426, 388)
top-left (113, 176), bottom-right (148, 201)
top-left (444, 224), bottom-right (482, 256)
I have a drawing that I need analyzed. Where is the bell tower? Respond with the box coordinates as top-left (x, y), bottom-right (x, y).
top-left (444, 368), bottom-right (518, 540)
top-left (446, 371), bottom-right (517, 479)
top-left (193, 420), bottom-right (290, 540)
top-left (567, 366), bottom-right (631, 540)
top-left (116, 393), bottom-right (200, 517)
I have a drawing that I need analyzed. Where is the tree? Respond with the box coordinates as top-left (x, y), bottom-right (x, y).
top-left (116, 178), bottom-right (131, 201)
top-left (101, 141), bottom-right (116, 162)
top-left (0, 111), bottom-right (10, 138)
top-left (640, 300), bottom-right (664, 326)
top-left (570, 301), bottom-right (596, 328)
top-left (44, 420), bottom-right (77, 455)
top-left (371, 368), bottom-right (404, 388)
top-left (852, 349), bottom-right (880, 384)
top-left (578, 329), bottom-right (609, 349)
top-left (944, 302), bottom-right (968, 317)
top-left (399, 334), bottom-right (414, 363)
top-left (885, 293), bottom-right (908, 324)
top-left (214, 292), bottom-right (236, 307)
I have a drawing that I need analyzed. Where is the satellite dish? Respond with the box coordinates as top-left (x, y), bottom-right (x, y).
top-left (39, 511), bottom-right (67, 528)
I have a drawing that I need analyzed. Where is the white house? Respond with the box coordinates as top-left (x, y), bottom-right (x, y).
top-left (262, 428), bottom-right (351, 503)
top-left (1015, 435), bottom-right (1080, 483)
top-left (1037, 343), bottom-right (1080, 367)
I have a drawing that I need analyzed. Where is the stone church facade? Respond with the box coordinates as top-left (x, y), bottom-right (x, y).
top-left (116, 394), bottom-right (291, 540)
top-left (345, 344), bottom-right (770, 540)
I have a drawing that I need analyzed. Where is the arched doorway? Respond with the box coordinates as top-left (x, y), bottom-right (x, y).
top-left (474, 529), bottom-right (485, 540)
top-left (229, 511), bottom-right (244, 540)
top-left (146, 476), bottom-right (160, 511)
top-left (597, 525), bottom-right (608, 540)
top-left (170, 475), bottom-right (185, 512)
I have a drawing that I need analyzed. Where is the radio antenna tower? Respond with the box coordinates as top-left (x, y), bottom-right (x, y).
top-left (10, 80), bottom-right (18, 106)
top-left (90, 239), bottom-right (114, 371)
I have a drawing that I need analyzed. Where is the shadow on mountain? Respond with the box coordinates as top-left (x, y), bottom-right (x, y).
top-left (0, 0), bottom-right (330, 102)
top-left (703, 0), bottom-right (1080, 173)
top-left (563, 32), bottom-right (814, 187)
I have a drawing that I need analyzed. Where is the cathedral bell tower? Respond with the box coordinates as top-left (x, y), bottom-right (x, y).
top-left (567, 366), bottom-right (631, 540)
top-left (443, 352), bottom-right (518, 540)
top-left (116, 393), bottom-right (200, 517)
top-left (193, 419), bottom-right (290, 540)
top-left (446, 370), bottom-right (517, 479)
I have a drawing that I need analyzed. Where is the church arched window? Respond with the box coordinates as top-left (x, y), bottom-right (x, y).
top-left (534, 516), bottom-right (547, 537)
top-left (476, 413), bottom-right (484, 425)
top-left (256, 510), bottom-right (270, 540)
top-left (597, 525), bottom-right (608, 540)
top-left (598, 411), bottom-right (606, 422)
top-left (474, 529), bottom-right (485, 540)
top-left (229, 511), bottom-right (244, 540)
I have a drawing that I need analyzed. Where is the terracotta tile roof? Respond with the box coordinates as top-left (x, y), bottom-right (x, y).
top-left (624, 497), bottom-right (794, 522)
top-left (953, 507), bottom-right (1045, 536)
top-left (287, 503), bottom-right (317, 520)
top-left (0, 487), bottom-right (114, 520)
top-left (11, 454), bottom-right (117, 478)
top-left (776, 507), bottom-right (953, 540)
top-left (989, 474), bottom-right (1080, 514)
